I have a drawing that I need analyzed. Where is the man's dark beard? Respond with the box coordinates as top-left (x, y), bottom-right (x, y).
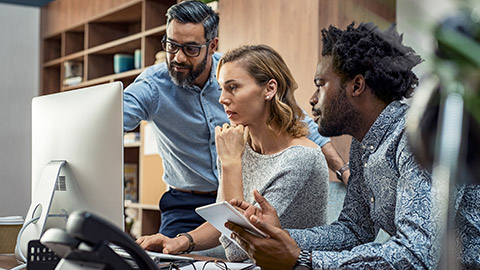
top-left (317, 85), bottom-right (358, 137)
top-left (168, 52), bottom-right (208, 88)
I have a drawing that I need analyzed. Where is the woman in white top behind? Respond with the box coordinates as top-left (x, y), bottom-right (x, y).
top-left (136, 44), bottom-right (329, 262)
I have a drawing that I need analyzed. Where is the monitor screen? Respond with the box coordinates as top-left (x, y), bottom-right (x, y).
top-left (16, 82), bottom-right (124, 261)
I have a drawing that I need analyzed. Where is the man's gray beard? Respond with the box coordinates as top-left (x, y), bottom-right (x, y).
top-left (168, 52), bottom-right (208, 88)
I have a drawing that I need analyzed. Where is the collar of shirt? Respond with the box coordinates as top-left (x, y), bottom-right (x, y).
top-left (360, 100), bottom-right (407, 154)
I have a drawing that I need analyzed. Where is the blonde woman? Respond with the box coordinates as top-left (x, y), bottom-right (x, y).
top-left (137, 44), bottom-right (328, 262)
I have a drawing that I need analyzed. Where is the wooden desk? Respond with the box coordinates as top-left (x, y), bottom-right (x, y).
top-left (0, 254), bottom-right (21, 269)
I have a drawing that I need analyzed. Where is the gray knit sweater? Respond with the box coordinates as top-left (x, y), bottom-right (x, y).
top-left (217, 144), bottom-right (329, 261)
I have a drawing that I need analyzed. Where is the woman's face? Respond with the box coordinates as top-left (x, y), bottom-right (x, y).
top-left (217, 61), bottom-right (269, 127)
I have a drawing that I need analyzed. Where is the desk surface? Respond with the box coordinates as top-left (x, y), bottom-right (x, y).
top-left (0, 254), bottom-right (21, 269)
top-left (0, 253), bottom-right (219, 269)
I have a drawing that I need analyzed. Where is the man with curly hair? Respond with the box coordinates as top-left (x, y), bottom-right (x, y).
top-left (226, 23), bottom-right (440, 269)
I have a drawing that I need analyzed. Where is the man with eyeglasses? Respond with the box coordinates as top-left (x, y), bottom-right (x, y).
top-left (124, 0), bottom-right (223, 239)
top-left (123, 0), bottom-right (345, 243)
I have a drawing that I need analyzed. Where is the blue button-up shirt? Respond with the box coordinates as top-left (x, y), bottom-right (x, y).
top-left (123, 53), bottom-right (329, 192)
top-left (288, 101), bottom-right (439, 269)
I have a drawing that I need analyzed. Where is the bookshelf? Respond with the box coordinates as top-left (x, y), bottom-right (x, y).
top-left (40, 0), bottom-right (176, 237)
top-left (40, 0), bottom-right (176, 95)
top-left (124, 121), bottom-right (167, 238)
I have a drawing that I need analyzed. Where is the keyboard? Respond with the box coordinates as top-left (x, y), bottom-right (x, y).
top-left (146, 250), bottom-right (195, 262)
top-left (110, 245), bottom-right (195, 263)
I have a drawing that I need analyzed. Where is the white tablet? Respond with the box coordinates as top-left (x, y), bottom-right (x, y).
top-left (195, 201), bottom-right (268, 240)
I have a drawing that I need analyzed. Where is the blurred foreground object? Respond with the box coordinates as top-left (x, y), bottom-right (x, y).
top-left (407, 4), bottom-right (480, 270)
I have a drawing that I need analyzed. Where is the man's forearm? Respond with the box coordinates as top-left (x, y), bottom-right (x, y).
top-left (320, 142), bottom-right (350, 183)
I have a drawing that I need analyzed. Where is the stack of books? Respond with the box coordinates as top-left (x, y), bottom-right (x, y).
top-left (124, 163), bottom-right (138, 202)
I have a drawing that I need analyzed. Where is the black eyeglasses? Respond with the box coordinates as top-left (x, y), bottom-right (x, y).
top-left (162, 35), bottom-right (211, 57)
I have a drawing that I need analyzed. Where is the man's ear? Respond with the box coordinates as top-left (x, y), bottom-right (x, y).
top-left (351, 74), bottom-right (366, 97)
top-left (209, 37), bottom-right (219, 55)
top-left (265, 79), bottom-right (278, 100)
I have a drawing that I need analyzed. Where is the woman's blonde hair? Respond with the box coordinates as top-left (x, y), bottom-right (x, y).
top-left (216, 44), bottom-right (307, 138)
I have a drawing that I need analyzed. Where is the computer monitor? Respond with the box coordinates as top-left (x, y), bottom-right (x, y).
top-left (15, 82), bottom-right (125, 262)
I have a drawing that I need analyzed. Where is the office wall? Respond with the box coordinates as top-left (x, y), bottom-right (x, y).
top-left (0, 3), bottom-right (39, 216)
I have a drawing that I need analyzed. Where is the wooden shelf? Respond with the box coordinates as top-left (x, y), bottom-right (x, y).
top-left (125, 201), bottom-right (159, 211)
top-left (125, 142), bottom-right (142, 148)
top-left (43, 58), bottom-right (63, 68)
top-left (62, 51), bottom-right (84, 62)
top-left (40, 0), bottom-right (172, 237)
top-left (144, 0), bottom-right (176, 30)
top-left (64, 25), bottom-right (85, 55)
top-left (40, 0), bottom-right (169, 96)
top-left (87, 2), bottom-right (142, 48)
top-left (42, 34), bottom-right (61, 63)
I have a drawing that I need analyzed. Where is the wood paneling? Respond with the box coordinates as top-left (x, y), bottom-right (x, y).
top-left (40, 0), bottom-right (138, 37)
top-left (140, 155), bottom-right (166, 205)
top-left (140, 122), bottom-right (166, 206)
top-left (218, 0), bottom-right (321, 114)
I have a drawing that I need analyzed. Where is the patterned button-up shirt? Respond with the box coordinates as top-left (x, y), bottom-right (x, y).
top-left (454, 184), bottom-right (480, 268)
top-left (288, 101), bottom-right (439, 269)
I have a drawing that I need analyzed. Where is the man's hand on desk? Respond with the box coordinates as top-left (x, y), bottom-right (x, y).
top-left (227, 190), bottom-right (300, 270)
top-left (136, 233), bottom-right (188, 254)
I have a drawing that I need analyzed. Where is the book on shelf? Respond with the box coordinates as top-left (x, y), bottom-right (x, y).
top-left (124, 132), bottom-right (140, 144)
top-left (124, 163), bottom-right (138, 202)
top-left (63, 76), bottom-right (82, 86)
top-left (63, 60), bottom-right (83, 86)
top-left (113, 54), bottom-right (134, 74)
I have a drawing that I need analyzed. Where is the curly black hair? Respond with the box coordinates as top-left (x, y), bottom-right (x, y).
top-left (321, 22), bottom-right (422, 103)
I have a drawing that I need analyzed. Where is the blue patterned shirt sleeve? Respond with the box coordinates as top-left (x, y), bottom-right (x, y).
top-left (454, 184), bottom-right (480, 268)
top-left (288, 101), bottom-right (439, 269)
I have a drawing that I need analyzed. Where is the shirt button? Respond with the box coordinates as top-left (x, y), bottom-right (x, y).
top-left (202, 92), bottom-right (206, 96)
top-left (364, 163), bottom-right (367, 167)
top-left (209, 119), bottom-right (213, 123)
top-left (370, 145), bottom-right (374, 150)
top-left (211, 141), bottom-right (215, 145)
top-left (362, 145), bottom-right (366, 149)
top-left (370, 197), bottom-right (374, 203)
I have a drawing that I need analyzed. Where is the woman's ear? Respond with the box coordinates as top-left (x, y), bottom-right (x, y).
top-left (265, 79), bottom-right (277, 100)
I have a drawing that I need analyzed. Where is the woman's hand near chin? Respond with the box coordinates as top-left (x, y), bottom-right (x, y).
top-left (215, 123), bottom-right (249, 201)
top-left (215, 123), bottom-right (249, 166)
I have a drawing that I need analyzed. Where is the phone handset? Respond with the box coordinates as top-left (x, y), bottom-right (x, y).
top-left (40, 210), bottom-right (158, 270)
